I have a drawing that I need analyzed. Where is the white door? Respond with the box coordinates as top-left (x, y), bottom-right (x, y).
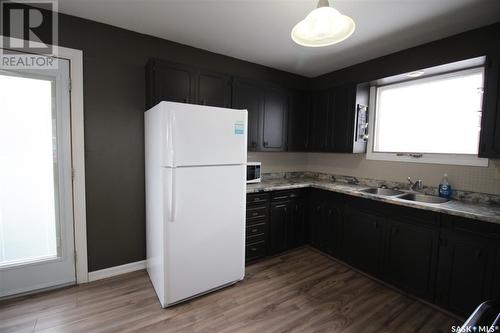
top-left (163, 164), bottom-right (245, 305)
top-left (0, 56), bottom-right (75, 298)
top-left (159, 102), bottom-right (247, 167)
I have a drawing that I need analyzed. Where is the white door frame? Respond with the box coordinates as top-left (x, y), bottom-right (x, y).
top-left (1, 37), bottom-right (88, 284)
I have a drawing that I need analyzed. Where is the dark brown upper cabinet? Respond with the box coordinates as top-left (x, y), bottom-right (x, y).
top-left (232, 78), bottom-right (288, 152)
top-left (231, 78), bottom-right (264, 151)
top-left (146, 59), bottom-right (231, 110)
top-left (288, 90), bottom-right (310, 152)
top-left (196, 70), bottom-right (231, 108)
top-left (333, 84), bottom-right (370, 154)
top-left (307, 84), bottom-right (369, 153)
top-left (146, 59), bottom-right (194, 108)
top-left (262, 86), bottom-right (288, 151)
top-left (145, 58), bottom-right (373, 154)
top-left (479, 56), bottom-right (500, 158)
top-left (308, 89), bottom-right (334, 152)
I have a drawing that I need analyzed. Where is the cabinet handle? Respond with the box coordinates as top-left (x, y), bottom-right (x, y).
top-left (263, 141), bottom-right (269, 147)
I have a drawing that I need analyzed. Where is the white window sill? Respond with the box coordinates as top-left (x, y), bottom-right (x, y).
top-left (366, 152), bottom-right (489, 167)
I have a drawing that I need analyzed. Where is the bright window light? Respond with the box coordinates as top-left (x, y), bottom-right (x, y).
top-left (0, 73), bottom-right (58, 267)
top-left (374, 68), bottom-right (484, 155)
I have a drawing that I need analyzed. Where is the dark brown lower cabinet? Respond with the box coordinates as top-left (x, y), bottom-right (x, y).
top-left (247, 188), bottom-right (500, 318)
top-left (288, 198), bottom-right (307, 248)
top-left (343, 207), bottom-right (385, 277)
top-left (245, 193), bottom-right (269, 262)
top-left (269, 190), bottom-right (307, 255)
top-left (435, 229), bottom-right (498, 316)
top-left (308, 189), bottom-right (343, 257)
top-left (269, 202), bottom-right (288, 255)
top-left (496, 251), bottom-right (500, 299)
top-left (247, 190), bottom-right (306, 260)
top-left (384, 217), bottom-right (439, 301)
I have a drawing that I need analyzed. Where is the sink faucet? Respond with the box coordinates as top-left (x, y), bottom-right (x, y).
top-left (408, 177), bottom-right (423, 192)
top-left (346, 176), bottom-right (359, 185)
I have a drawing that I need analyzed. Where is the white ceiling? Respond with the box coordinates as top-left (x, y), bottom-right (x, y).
top-left (58, 0), bottom-right (500, 78)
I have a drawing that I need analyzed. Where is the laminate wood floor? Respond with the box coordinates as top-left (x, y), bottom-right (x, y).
top-left (1, 248), bottom-right (460, 333)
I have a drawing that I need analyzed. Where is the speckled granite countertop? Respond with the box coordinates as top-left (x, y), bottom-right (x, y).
top-left (247, 178), bottom-right (500, 225)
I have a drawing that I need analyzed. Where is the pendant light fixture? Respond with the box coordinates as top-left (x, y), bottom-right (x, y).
top-left (291, 0), bottom-right (355, 47)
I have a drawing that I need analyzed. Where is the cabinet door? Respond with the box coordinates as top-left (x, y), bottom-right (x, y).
top-left (269, 202), bottom-right (288, 255)
top-left (436, 231), bottom-right (496, 316)
top-left (324, 198), bottom-right (343, 258)
top-left (478, 56), bottom-right (500, 158)
top-left (262, 87), bottom-right (288, 151)
top-left (322, 205), bottom-right (336, 256)
top-left (332, 84), bottom-right (356, 153)
top-left (288, 90), bottom-right (310, 151)
top-left (288, 199), bottom-right (307, 249)
top-left (495, 250), bottom-right (500, 298)
top-left (232, 79), bottom-right (264, 151)
top-left (146, 59), bottom-right (194, 107)
top-left (343, 208), bottom-right (385, 277)
top-left (384, 219), bottom-right (439, 300)
top-left (308, 190), bottom-right (325, 250)
top-left (196, 70), bottom-right (231, 108)
top-left (310, 90), bottom-right (336, 152)
top-left (308, 90), bottom-right (331, 151)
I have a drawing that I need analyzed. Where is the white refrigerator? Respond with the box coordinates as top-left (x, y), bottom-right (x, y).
top-left (145, 101), bottom-right (247, 308)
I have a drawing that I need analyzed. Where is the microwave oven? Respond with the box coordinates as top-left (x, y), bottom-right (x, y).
top-left (246, 162), bottom-right (261, 184)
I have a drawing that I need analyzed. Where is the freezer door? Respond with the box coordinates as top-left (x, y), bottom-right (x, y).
top-left (160, 102), bottom-right (247, 167)
top-left (162, 165), bottom-right (245, 306)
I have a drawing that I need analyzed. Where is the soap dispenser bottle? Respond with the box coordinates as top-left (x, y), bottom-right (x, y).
top-left (438, 173), bottom-right (452, 198)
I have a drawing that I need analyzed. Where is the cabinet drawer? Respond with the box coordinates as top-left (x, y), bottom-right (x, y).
top-left (246, 241), bottom-right (266, 261)
top-left (246, 223), bottom-right (266, 238)
top-left (246, 233), bottom-right (265, 244)
top-left (247, 193), bottom-right (269, 206)
top-left (272, 189), bottom-right (302, 202)
top-left (247, 217), bottom-right (267, 227)
top-left (246, 206), bottom-right (268, 220)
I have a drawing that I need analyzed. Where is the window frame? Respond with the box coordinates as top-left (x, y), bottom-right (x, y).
top-left (366, 66), bottom-right (489, 167)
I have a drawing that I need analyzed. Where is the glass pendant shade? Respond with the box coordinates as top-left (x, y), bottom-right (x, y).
top-left (291, 3), bottom-right (355, 47)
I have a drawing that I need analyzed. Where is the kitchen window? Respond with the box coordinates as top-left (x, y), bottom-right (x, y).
top-left (367, 62), bottom-right (488, 166)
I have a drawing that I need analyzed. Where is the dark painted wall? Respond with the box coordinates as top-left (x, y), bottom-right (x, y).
top-left (311, 22), bottom-right (500, 90)
top-left (52, 14), bottom-right (309, 271)
top-left (10, 7), bottom-right (500, 271)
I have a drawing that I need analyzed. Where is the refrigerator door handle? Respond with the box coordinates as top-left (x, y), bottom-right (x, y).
top-left (169, 168), bottom-right (176, 222)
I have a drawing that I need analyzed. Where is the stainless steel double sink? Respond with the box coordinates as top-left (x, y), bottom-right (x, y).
top-left (360, 187), bottom-right (450, 204)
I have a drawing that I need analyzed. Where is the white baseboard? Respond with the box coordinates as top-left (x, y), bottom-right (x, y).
top-left (88, 260), bottom-right (146, 282)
